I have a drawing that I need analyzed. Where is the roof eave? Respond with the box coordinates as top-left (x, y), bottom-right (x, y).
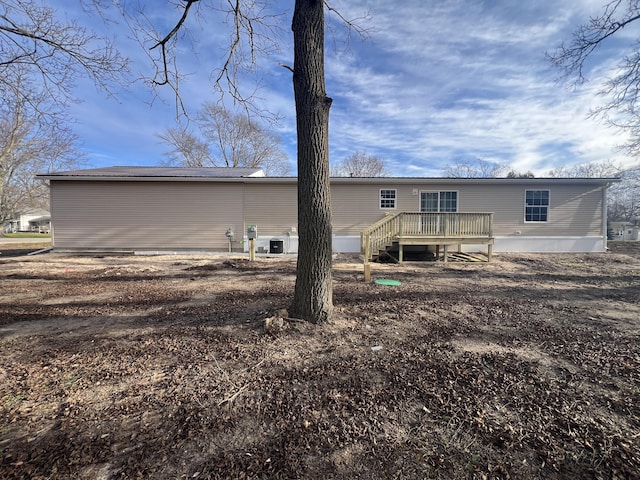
top-left (35, 175), bottom-right (622, 186)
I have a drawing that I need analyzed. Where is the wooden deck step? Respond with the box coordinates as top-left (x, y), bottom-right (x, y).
top-left (446, 252), bottom-right (489, 262)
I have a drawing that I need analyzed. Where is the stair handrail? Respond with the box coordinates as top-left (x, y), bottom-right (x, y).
top-left (361, 213), bottom-right (402, 259)
top-left (361, 212), bottom-right (494, 261)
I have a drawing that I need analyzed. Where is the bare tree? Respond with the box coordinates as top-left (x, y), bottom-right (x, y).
top-left (546, 159), bottom-right (623, 178)
top-left (116, 0), bottom-right (284, 116)
top-left (3, 0), bottom-right (360, 323)
top-left (443, 158), bottom-right (508, 178)
top-left (546, 159), bottom-right (638, 222)
top-left (157, 127), bottom-right (212, 168)
top-left (200, 104), bottom-right (290, 175)
top-left (0, 70), bottom-right (82, 226)
top-left (608, 167), bottom-right (640, 221)
top-left (142, 1), bottom-right (367, 323)
top-left (287, 0), bottom-right (334, 323)
top-left (1, 0), bottom-right (127, 224)
top-left (158, 104), bottom-right (290, 175)
top-left (0, 0), bottom-right (128, 106)
top-left (505, 170), bottom-right (535, 178)
top-left (549, 1), bottom-right (640, 155)
top-left (331, 151), bottom-right (389, 177)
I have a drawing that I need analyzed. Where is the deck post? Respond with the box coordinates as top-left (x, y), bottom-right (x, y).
top-left (443, 244), bottom-right (449, 263)
top-left (398, 243), bottom-right (403, 263)
top-left (487, 243), bottom-right (493, 262)
top-left (364, 262), bottom-right (371, 282)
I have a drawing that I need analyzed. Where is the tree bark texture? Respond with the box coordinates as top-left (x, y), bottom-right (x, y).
top-left (290, 0), bottom-right (334, 324)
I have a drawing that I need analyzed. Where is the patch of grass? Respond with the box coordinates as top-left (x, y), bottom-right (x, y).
top-left (2, 232), bottom-right (51, 239)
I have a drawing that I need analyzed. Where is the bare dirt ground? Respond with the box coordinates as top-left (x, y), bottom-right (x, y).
top-left (0, 242), bottom-right (639, 479)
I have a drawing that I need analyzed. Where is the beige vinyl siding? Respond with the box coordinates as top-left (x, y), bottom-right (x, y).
top-left (332, 183), bottom-right (462, 236)
top-left (331, 184), bottom-right (397, 236)
top-left (50, 181), bottom-right (243, 250)
top-left (449, 183), bottom-right (604, 236)
top-left (242, 183), bottom-right (297, 236)
top-left (47, 176), bottom-right (607, 252)
top-left (329, 181), bottom-right (604, 237)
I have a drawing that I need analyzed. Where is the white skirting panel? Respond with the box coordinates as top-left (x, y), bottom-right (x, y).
top-left (243, 236), bottom-right (606, 254)
top-left (242, 236), bottom-right (363, 254)
top-left (332, 236), bottom-right (362, 253)
top-left (493, 236), bottom-right (605, 253)
top-left (242, 236), bottom-right (299, 254)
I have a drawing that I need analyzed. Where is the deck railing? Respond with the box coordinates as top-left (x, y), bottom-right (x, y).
top-left (361, 212), bottom-right (494, 259)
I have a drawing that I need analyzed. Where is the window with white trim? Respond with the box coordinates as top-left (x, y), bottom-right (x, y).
top-left (420, 191), bottom-right (458, 212)
top-left (525, 190), bottom-right (549, 222)
top-left (380, 189), bottom-right (397, 209)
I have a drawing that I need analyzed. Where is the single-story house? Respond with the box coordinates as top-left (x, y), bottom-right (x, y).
top-left (610, 221), bottom-right (640, 241)
top-left (3, 208), bottom-right (51, 234)
top-left (36, 166), bottom-right (618, 256)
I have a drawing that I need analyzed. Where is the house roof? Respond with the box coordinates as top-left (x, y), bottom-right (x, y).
top-left (37, 166), bottom-right (265, 180)
top-left (18, 208), bottom-right (50, 216)
top-left (37, 166), bottom-right (620, 186)
top-left (327, 177), bottom-right (620, 186)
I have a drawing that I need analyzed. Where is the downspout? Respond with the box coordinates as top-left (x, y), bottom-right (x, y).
top-left (46, 179), bottom-right (54, 250)
top-left (603, 184), bottom-right (609, 251)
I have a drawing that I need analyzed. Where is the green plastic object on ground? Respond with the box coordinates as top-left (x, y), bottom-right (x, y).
top-left (374, 279), bottom-right (401, 286)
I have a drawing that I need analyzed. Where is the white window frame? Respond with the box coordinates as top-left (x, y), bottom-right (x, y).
top-left (524, 189), bottom-right (550, 223)
top-left (379, 189), bottom-right (397, 210)
top-left (419, 190), bottom-right (459, 212)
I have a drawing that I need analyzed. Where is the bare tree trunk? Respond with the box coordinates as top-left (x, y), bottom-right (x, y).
top-left (290, 0), bottom-right (333, 324)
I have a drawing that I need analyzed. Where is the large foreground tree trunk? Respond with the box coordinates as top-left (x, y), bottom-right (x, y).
top-left (290, 0), bottom-right (333, 324)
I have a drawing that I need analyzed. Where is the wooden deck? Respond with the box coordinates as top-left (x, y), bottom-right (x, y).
top-left (361, 212), bottom-right (494, 263)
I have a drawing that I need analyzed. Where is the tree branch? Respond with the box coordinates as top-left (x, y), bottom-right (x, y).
top-left (549, 0), bottom-right (640, 83)
top-left (0, 2), bottom-right (128, 104)
top-left (323, 1), bottom-right (371, 40)
top-left (549, 0), bottom-right (640, 155)
top-left (149, 0), bottom-right (200, 86)
top-left (279, 62), bottom-right (294, 74)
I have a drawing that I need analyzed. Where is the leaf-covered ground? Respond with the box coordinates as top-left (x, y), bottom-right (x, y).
top-left (0, 243), bottom-right (639, 479)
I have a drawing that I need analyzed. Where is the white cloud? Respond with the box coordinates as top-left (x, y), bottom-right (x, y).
top-left (320, 0), bottom-right (637, 175)
top-left (40, 0), bottom-right (640, 176)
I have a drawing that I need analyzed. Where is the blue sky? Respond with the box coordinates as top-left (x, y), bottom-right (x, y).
top-left (58, 0), bottom-right (640, 176)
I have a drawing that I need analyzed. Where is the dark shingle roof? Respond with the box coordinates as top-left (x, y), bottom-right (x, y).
top-left (39, 166), bottom-right (264, 179)
top-left (37, 166), bottom-right (620, 186)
